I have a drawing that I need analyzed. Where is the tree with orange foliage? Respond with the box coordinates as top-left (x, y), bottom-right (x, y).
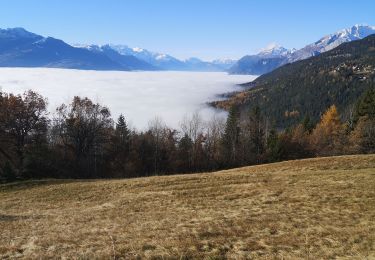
top-left (309, 105), bottom-right (346, 156)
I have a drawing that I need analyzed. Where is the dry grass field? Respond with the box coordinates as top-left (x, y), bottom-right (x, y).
top-left (1, 154), bottom-right (375, 259)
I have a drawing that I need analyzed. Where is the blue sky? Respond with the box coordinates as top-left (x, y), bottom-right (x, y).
top-left (1, 0), bottom-right (375, 60)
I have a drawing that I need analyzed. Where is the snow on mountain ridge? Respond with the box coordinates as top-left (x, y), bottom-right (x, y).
top-left (258, 43), bottom-right (293, 57)
top-left (0, 27), bottom-right (42, 39)
top-left (132, 47), bottom-right (145, 53)
top-left (230, 24), bottom-right (375, 75)
top-left (285, 24), bottom-right (375, 63)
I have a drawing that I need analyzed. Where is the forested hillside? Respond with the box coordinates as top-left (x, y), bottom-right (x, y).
top-left (213, 34), bottom-right (375, 128)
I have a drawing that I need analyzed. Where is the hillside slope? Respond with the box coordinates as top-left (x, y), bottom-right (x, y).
top-left (214, 34), bottom-right (375, 128)
top-left (1, 154), bottom-right (374, 259)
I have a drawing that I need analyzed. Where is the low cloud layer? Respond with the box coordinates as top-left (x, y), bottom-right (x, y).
top-left (0, 68), bottom-right (256, 129)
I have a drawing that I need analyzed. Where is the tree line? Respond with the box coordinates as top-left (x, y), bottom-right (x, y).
top-left (0, 88), bottom-right (374, 182)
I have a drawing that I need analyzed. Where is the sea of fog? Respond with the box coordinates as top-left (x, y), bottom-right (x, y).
top-left (0, 68), bottom-right (256, 129)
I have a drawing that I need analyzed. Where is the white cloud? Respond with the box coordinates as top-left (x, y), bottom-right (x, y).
top-left (0, 68), bottom-right (256, 129)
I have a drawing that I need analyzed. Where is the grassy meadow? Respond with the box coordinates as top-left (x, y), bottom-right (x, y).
top-left (1, 154), bottom-right (375, 259)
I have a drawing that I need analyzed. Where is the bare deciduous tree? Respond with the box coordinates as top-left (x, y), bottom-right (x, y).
top-left (54, 96), bottom-right (113, 177)
top-left (0, 90), bottom-right (48, 175)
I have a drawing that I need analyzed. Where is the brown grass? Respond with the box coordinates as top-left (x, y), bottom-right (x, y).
top-left (1, 154), bottom-right (375, 259)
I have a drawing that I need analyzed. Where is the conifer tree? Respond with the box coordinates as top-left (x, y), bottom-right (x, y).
top-left (266, 129), bottom-right (281, 162)
top-left (248, 106), bottom-right (265, 161)
top-left (302, 115), bottom-right (314, 133)
top-left (115, 114), bottom-right (130, 151)
top-left (356, 88), bottom-right (375, 120)
top-left (222, 105), bottom-right (240, 167)
top-left (177, 134), bottom-right (193, 172)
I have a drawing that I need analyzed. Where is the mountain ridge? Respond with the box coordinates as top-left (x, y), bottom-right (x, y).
top-left (76, 43), bottom-right (236, 71)
top-left (1, 25), bottom-right (374, 73)
top-left (0, 27), bottom-right (235, 71)
top-left (0, 28), bottom-right (132, 70)
top-left (229, 24), bottom-right (375, 75)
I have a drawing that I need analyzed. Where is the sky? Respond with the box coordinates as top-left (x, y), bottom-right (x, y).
top-left (1, 0), bottom-right (375, 60)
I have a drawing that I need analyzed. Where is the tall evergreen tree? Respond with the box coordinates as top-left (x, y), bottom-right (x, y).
top-left (266, 129), bottom-right (281, 162)
top-left (222, 105), bottom-right (240, 167)
top-left (302, 115), bottom-right (314, 133)
top-left (115, 114), bottom-right (130, 151)
top-left (247, 106), bottom-right (265, 163)
top-left (356, 87), bottom-right (375, 120)
top-left (177, 134), bottom-right (193, 172)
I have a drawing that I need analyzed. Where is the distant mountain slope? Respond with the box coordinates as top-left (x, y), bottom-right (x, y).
top-left (0, 27), bottom-right (234, 72)
top-left (0, 28), bottom-right (128, 70)
top-left (230, 24), bottom-right (375, 75)
top-left (108, 44), bottom-right (186, 70)
top-left (211, 59), bottom-right (237, 70)
top-left (80, 44), bottom-right (158, 70)
top-left (106, 44), bottom-right (235, 71)
top-left (213, 34), bottom-right (375, 128)
top-left (228, 44), bottom-right (293, 75)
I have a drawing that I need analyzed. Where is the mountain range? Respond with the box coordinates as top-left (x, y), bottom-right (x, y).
top-left (0, 28), bottom-right (123, 70)
top-left (0, 27), bottom-right (236, 71)
top-left (75, 44), bottom-right (236, 71)
top-left (229, 24), bottom-right (375, 75)
top-left (214, 34), bottom-right (375, 128)
top-left (0, 24), bottom-right (374, 73)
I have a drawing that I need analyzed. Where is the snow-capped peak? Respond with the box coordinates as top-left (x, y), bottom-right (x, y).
top-left (0, 27), bottom-right (41, 39)
top-left (314, 24), bottom-right (375, 51)
top-left (156, 54), bottom-right (168, 60)
top-left (132, 47), bottom-right (144, 53)
top-left (258, 43), bottom-right (292, 56)
top-left (73, 43), bottom-right (103, 52)
top-left (287, 24), bottom-right (375, 63)
top-left (341, 24), bottom-right (375, 39)
top-left (260, 42), bottom-right (282, 52)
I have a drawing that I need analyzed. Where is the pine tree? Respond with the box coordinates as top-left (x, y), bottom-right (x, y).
top-left (221, 105), bottom-right (240, 167)
top-left (110, 114), bottom-right (131, 177)
top-left (266, 129), bottom-right (281, 162)
top-left (115, 114), bottom-right (130, 149)
top-left (302, 115), bottom-right (314, 133)
top-left (248, 106), bottom-right (265, 161)
top-left (349, 88), bottom-right (375, 154)
top-left (356, 88), bottom-right (375, 120)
